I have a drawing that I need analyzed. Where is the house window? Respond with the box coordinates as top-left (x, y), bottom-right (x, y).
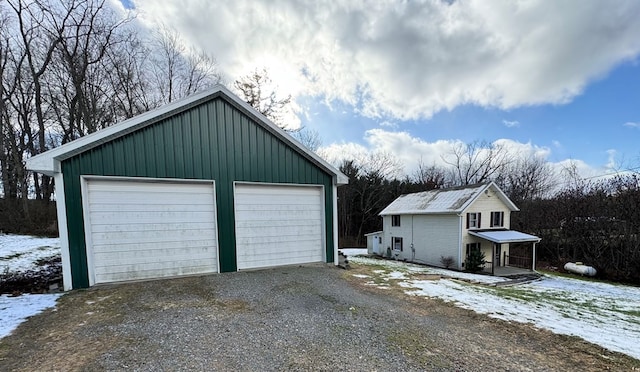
top-left (466, 212), bottom-right (481, 229)
top-left (490, 211), bottom-right (504, 227)
top-left (378, 237), bottom-right (382, 244)
top-left (392, 215), bottom-right (401, 227)
top-left (393, 237), bottom-right (403, 251)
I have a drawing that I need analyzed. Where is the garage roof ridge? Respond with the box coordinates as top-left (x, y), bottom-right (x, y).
top-left (25, 84), bottom-right (348, 185)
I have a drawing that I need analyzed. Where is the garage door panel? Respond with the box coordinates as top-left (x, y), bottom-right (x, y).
top-left (90, 221), bottom-right (214, 234)
top-left (94, 263), bottom-right (214, 283)
top-left (237, 243), bottom-right (322, 257)
top-left (235, 198), bottom-right (321, 207)
top-left (235, 211), bottom-right (322, 221)
top-left (236, 220), bottom-right (322, 228)
top-left (88, 203), bottom-right (215, 213)
top-left (87, 181), bottom-right (213, 193)
top-left (84, 178), bottom-right (218, 285)
top-left (236, 254), bottom-right (322, 269)
top-left (235, 224), bottom-right (321, 234)
top-left (235, 184), bottom-right (324, 270)
top-left (88, 191), bottom-right (214, 204)
top-left (237, 233), bottom-right (321, 245)
top-left (236, 192), bottom-right (319, 200)
top-left (93, 242), bottom-right (216, 259)
top-left (89, 211), bottom-right (216, 225)
top-left (94, 249), bottom-right (215, 268)
top-left (91, 229), bottom-right (215, 245)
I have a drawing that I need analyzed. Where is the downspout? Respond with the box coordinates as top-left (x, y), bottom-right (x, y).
top-left (532, 242), bottom-right (537, 271)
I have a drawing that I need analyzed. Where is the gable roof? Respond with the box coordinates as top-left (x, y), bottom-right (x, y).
top-left (26, 85), bottom-right (348, 185)
top-left (379, 182), bottom-right (518, 216)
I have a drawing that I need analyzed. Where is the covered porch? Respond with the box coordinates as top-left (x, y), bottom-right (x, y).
top-left (469, 230), bottom-right (541, 276)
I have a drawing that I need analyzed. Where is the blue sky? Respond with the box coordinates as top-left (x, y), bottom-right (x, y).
top-left (117, 0), bottom-right (640, 178)
top-left (304, 60), bottom-right (640, 168)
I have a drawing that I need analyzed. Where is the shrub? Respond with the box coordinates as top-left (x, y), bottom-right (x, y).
top-left (465, 249), bottom-right (486, 272)
top-left (440, 255), bottom-right (455, 269)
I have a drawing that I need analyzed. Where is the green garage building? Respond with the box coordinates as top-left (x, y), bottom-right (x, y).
top-left (27, 85), bottom-right (348, 290)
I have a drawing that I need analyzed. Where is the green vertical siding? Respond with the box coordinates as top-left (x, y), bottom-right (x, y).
top-left (61, 97), bottom-right (336, 288)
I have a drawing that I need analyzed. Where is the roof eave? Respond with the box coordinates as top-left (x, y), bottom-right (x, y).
top-left (379, 210), bottom-right (461, 216)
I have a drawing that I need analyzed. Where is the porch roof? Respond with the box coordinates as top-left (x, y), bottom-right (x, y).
top-left (469, 230), bottom-right (541, 243)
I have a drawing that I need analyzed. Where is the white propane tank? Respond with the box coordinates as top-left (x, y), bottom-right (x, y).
top-left (564, 262), bottom-right (597, 277)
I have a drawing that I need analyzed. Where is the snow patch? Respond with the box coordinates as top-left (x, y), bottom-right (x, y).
top-left (339, 248), bottom-right (368, 257)
top-left (0, 234), bottom-right (61, 274)
top-left (352, 274), bottom-right (369, 278)
top-left (1, 234), bottom-right (62, 339)
top-left (356, 258), bottom-right (640, 360)
top-left (0, 294), bottom-right (61, 338)
top-left (349, 255), bottom-right (507, 284)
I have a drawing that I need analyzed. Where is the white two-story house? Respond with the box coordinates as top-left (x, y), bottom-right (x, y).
top-left (375, 182), bottom-right (540, 275)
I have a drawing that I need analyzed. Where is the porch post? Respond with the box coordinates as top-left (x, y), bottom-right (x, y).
top-left (532, 242), bottom-right (537, 271)
top-left (491, 243), bottom-right (495, 275)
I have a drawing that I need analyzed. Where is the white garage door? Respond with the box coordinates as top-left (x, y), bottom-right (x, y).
top-left (234, 183), bottom-right (324, 270)
top-left (83, 178), bottom-right (219, 285)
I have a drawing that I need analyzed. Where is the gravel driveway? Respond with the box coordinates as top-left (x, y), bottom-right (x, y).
top-left (0, 264), bottom-right (636, 371)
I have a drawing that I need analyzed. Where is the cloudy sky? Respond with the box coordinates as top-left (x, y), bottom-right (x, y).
top-left (117, 0), bottom-right (640, 180)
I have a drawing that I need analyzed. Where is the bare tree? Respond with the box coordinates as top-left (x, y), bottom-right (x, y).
top-left (233, 68), bottom-right (294, 130)
top-left (102, 32), bottom-right (155, 120)
top-left (496, 154), bottom-right (555, 201)
top-left (150, 24), bottom-right (220, 104)
top-left (5, 0), bottom-right (73, 200)
top-left (46, 0), bottom-right (135, 140)
top-left (292, 127), bottom-right (322, 152)
top-left (442, 140), bottom-right (512, 186)
top-left (413, 157), bottom-right (448, 190)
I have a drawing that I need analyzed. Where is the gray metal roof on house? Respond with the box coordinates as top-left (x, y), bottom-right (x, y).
top-left (379, 182), bottom-right (518, 216)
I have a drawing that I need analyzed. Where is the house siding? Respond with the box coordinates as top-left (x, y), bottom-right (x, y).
top-left (462, 189), bottom-right (511, 248)
top-left (382, 214), bottom-right (459, 267)
top-left (462, 189), bottom-right (513, 267)
top-left (61, 97), bottom-right (335, 288)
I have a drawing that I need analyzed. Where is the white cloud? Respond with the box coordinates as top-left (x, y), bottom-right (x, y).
top-left (502, 120), bottom-right (520, 128)
top-left (379, 120), bottom-right (398, 128)
top-left (319, 129), bottom-right (553, 175)
top-left (493, 138), bottom-right (551, 159)
top-left (131, 0), bottom-right (640, 120)
top-left (623, 121), bottom-right (640, 128)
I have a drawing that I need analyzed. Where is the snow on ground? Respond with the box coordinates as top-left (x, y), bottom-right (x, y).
top-left (0, 294), bottom-right (61, 338)
top-left (1, 234), bottom-right (62, 339)
top-left (342, 249), bottom-right (640, 360)
top-left (340, 248), bottom-right (507, 284)
top-left (0, 234), bottom-right (61, 273)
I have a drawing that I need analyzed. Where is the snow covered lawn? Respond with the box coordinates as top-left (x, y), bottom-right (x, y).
top-left (0, 234), bottom-right (60, 274)
top-left (1, 234), bottom-right (62, 339)
top-left (340, 248), bottom-right (640, 360)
